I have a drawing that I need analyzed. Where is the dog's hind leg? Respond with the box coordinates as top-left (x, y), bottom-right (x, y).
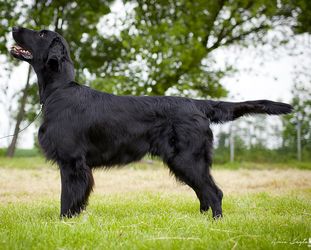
top-left (59, 157), bottom-right (94, 218)
top-left (198, 172), bottom-right (223, 218)
top-left (166, 150), bottom-right (223, 218)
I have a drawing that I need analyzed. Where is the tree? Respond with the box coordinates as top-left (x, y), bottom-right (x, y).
top-left (3, 0), bottom-right (114, 156)
top-left (89, 0), bottom-right (306, 97)
top-left (281, 0), bottom-right (311, 161)
top-left (282, 83), bottom-right (311, 161)
top-left (291, 0), bottom-right (311, 34)
top-left (2, 0), bottom-right (310, 155)
top-left (0, 0), bottom-right (26, 156)
top-left (0, 0), bottom-right (18, 55)
top-left (6, 66), bottom-right (32, 157)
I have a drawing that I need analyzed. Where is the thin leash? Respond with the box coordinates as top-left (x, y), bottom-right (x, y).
top-left (0, 105), bottom-right (43, 140)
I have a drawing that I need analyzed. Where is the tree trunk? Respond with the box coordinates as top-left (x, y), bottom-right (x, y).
top-left (6, 65), bottom-right (32, 157)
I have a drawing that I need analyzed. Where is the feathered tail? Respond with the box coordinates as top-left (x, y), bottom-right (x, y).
top-left (194, 99), bottom-right (293, 123)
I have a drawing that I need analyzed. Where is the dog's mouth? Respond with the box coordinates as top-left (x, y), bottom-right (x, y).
top-left (10, 44), bottom-right (33, 60)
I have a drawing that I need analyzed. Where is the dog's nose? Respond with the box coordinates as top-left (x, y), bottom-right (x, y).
top-left (12, 26), bottom-right (20, 32)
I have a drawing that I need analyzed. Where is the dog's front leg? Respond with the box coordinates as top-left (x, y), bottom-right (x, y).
top-left (59, 158), bottom-right (94, 218)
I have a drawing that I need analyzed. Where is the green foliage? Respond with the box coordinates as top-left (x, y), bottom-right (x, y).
top-left (104, 0), bottom-right (296, 96)
top-left (12, 148), bottom-right (40, 157)
top-left (24, 1), bottom-right (114, 82)
top-left (0, 148), bottom-right (5, 157)
top-left (0, 148), bottom-right (41, 157)
top-left (214, 132), bottom-right (247, 164)
top-left (1, 0), bottom-right (311, 155)
top-left (0, 193), bottom-right (310, 249)
top-left (289, 0), bottom-right (311, 34)
top-left (2, 0), bottom-right (117, 125)
top-left (215, 145), bottom-right (311, 165)
top-left (282, 83), bottom-right (311, 159)
top-left (0, 0), bottom-right (19, 55)
top-left (214, 139), bottom-right (311, 164)
top-left (1, 0), bottom-right (311, 98)
top-left (213, 161), bottom-right (311, 170)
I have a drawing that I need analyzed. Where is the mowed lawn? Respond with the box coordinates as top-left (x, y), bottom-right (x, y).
top-left (0, 158), bottom-right (310, 250)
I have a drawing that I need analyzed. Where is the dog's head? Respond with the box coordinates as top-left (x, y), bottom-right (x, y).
top-left (10, 27), bottom-right (72, 72)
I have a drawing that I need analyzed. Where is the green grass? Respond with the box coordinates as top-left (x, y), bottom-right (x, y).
top-left (0, 148), bottom-right (40, 157)
top-left (0, 156), bottom-right (310, 249)
top-left (0, 192), bottom-right (310, 250)
top-left (0, 156), bottom-right (310, 170)
top-left (0, 156), bottom-right (51, 169)
top-left (213, 161), bottom-right (311, 170)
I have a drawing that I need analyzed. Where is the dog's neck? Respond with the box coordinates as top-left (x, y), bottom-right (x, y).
top-left (34, 62), bottom-right (75, 104)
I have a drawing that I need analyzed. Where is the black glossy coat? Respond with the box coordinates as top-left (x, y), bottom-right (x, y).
top-left (11, 27), bottom-right (292, 218)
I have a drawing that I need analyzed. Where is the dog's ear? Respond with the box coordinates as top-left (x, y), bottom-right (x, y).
top-left (46, 38), bottom-right (65, 72)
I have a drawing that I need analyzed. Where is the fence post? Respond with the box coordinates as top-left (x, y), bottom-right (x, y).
top-left (297, 119), bottom-right (302, 161)
top-left (230, 123), bottom-right (234, 162)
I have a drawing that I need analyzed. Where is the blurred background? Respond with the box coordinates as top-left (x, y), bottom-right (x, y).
top-left (0, 0), bottom-right (310, 164)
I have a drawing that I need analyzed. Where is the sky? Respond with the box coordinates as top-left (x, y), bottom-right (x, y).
top-left (0, 1), bottom-right (310, 149)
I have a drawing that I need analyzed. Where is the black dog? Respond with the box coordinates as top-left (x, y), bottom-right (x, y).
top-left (10, 27), bottom-right (292, 218)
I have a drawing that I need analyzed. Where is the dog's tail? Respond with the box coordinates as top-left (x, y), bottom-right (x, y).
top-left (194, 99), bottom-right (293, 123)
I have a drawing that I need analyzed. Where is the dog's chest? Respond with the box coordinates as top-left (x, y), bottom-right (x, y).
top-left (37, 121), bottom-right (69, 160)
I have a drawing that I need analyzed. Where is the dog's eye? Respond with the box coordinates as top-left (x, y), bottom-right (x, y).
top-left (39, 32), bottom-right (45, 38)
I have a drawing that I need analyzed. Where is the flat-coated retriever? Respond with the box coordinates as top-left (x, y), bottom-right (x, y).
top-left (10, 27), bottom-right (292, 218)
